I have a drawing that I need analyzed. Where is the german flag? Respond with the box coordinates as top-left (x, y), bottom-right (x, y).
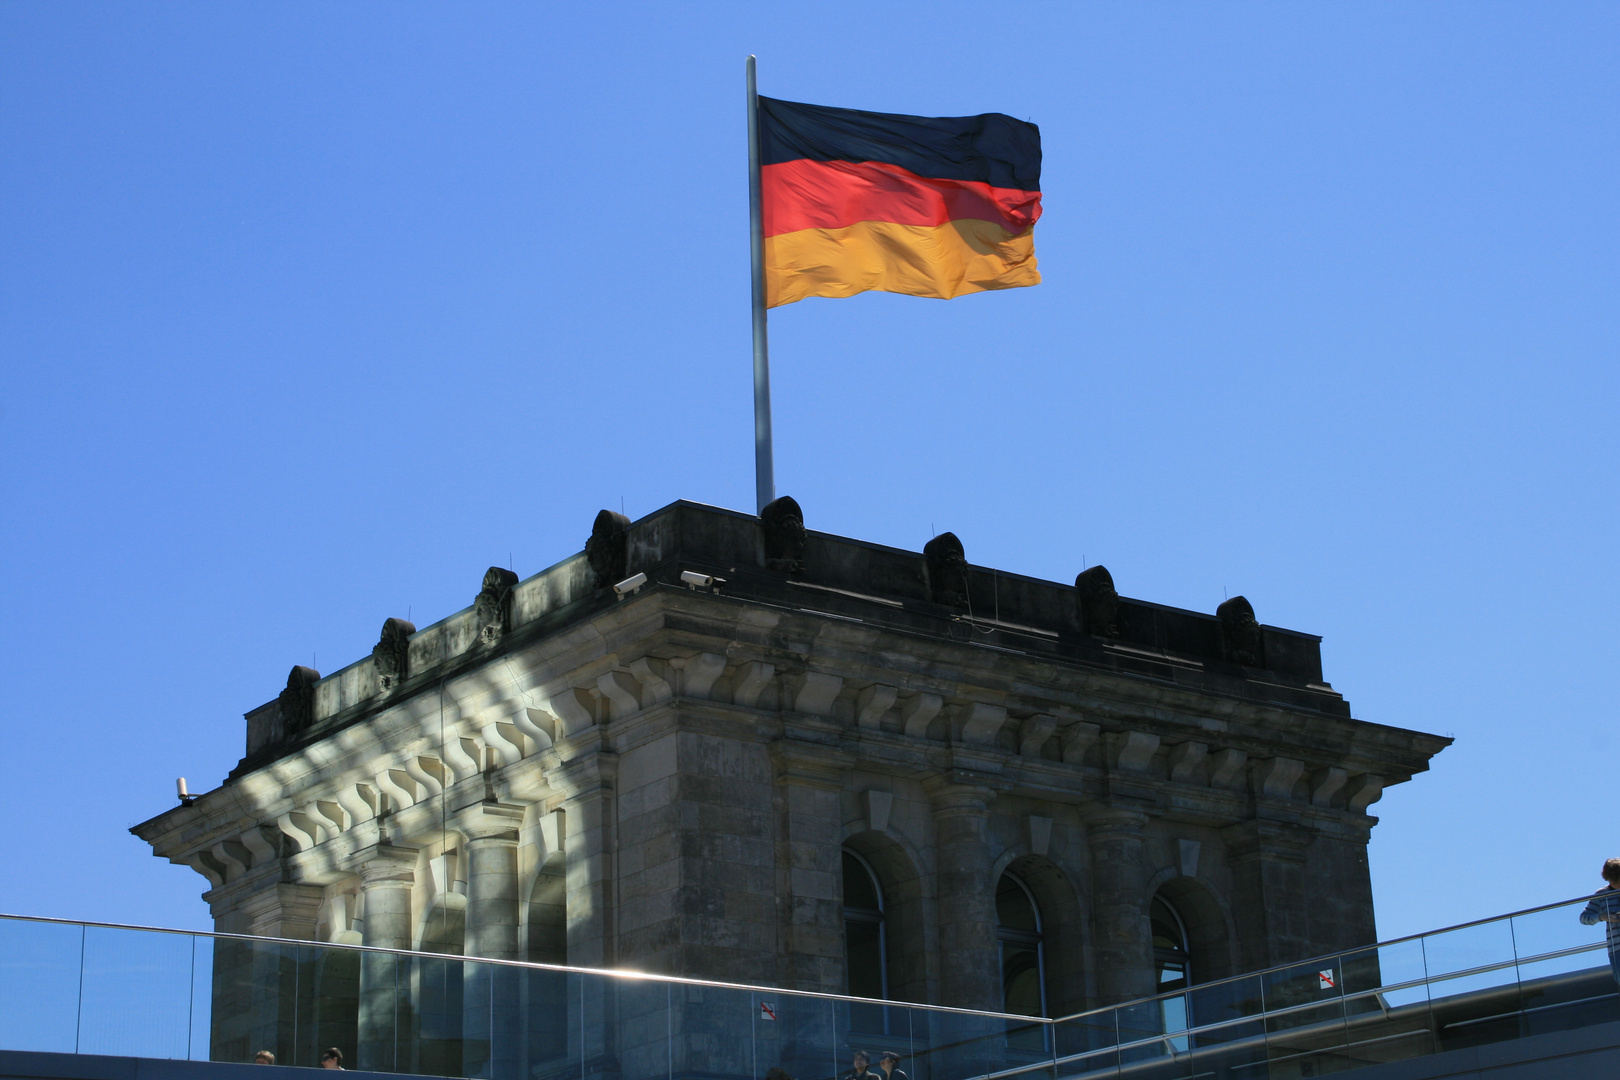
top-left (758, 96), bottom-right (1041, 308)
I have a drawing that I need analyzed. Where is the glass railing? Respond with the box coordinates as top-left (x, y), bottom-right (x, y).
top-left (0, 892), bottom-right (1616, 1080)
top-left (1045, 891), bottom-right (1620, 1078)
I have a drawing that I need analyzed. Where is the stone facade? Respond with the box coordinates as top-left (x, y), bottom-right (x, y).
top-left (134, 499), bottom-right (1447, 1051)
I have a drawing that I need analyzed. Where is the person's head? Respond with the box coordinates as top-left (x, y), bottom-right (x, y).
top-left (852, 1052), bottom-right (869, 1071)
top-left (253, 1051), bottom-right (275, 1066)
top-left (1603, 859), bottom-right (1620, 885)
top-left (879, 1053), bottom-right (901, 1074)
top-left (320, 1048), bottom-right (343, 1070)
top-left (765, 1069), bottom-right (792, 1080)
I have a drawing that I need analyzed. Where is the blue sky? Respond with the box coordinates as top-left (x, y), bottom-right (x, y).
top-left (1, 3), bottom-right (1615, 946)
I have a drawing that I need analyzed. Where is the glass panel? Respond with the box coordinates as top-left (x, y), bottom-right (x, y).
top-left (1338, 944), bottom-right (1433, 1067)
top-left (0, 918), bottom-right (83, 1054)
top-left (1261, 960), bottom-right (1350, 1076)
top-left (412, 949), bottom-right (462, 1076)
top-left (1511, 898), bottom-right (1604, 963)
top-left (519, 963), bottom-right (575, 1077)
top-left (77, 926), bottom-right (195, 1060)
top-left (1052, 1009), bottom-right (1118, 1078)
top-left (765, 992), bottom-right (836, 1080)
top-left (1420, 921), bottom-right (1523, 1054)
top-left (190, 935), bottom-right (213, 1061)
top-left (619, 977), bottom-right (672, 1080)
top-left (1184, 974), bottom-right (1266, 1078)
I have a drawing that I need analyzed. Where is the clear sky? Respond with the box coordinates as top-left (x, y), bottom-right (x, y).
top-left (1, 3), bottom-right (1615, 946)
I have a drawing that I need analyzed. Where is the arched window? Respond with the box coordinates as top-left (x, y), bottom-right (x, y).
top-left (842, 849), bottom-right (887, 1001)
top-left (996, 874), bottom-right (1046, 1017)
top-left (1151, 896), bottom-right (1191, 991)
top-left (1151, 895), bottom-right (1192, 1049)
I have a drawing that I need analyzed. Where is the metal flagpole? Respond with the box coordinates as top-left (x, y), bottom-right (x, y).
top-left (746, 55), bottom-right (775, 513)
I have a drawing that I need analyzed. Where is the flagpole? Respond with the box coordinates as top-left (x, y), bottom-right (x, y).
top-left (746, 55), bottom-right (775, 513)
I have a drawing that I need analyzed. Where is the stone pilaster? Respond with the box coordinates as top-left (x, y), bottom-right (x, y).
top-left (1223, 819), bottom-right (1317, 975)
top-left (351, 843), bottom-right (418, 1074)
top-left (459, 802), bottom-right (525, 1080)
top-left (207, 883), bottom-right (324, 1066)
top-left (1087, 809), bottom-right (1154, 1005)
top-left (770, 740), bottom-right (850, 995)
top-left (927, 781), bottom-right (1001, 1011)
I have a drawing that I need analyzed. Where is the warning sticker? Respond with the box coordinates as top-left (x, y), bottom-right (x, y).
top-left (760, 1002), bottom-right (777, 1021)
top-left (1318, 970), bottom-right (1337, 990)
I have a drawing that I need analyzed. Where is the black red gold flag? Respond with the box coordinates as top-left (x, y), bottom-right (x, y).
top-left (757, 96), bottom-right (1042, 308)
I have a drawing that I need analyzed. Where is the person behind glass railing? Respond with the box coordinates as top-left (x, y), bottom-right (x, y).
top-left (320, 1048), bottom-right (344, 1070)
top-left (252, 1051), bottom-right (274, 1065)
top-left (1579, 858), bottom-right (1620, 987)
top-left (877, 1051), bottom-right (907, 1080)
top-left (842, 1050), bottom-right (876, 1080)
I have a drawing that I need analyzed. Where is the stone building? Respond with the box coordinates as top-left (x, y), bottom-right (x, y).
top-left (135, 498), bottom-right (1447, 1066)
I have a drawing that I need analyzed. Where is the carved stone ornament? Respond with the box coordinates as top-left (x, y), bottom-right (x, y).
top-left (1075, 565), bottom-right (1120, 637)
top-left (760, 495), bottom-right (806, 575)
top-left (1218, 595), bottom-right (1265, 668)
top-left (372, 617), bottom-right (416, 692)
top-left (923, 532), bottom-right (969, 607)
top-left (474, 567), bottom-right (520, 647)
top-left (279, 665), bottom-right (320, 735)
top-left (585, 510), bottom-right (631, 589)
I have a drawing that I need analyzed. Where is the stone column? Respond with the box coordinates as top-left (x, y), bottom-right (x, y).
top-left (1086, 809), bottom-right (1154, 1005)
top-left (353, 844), bottom-right (418, 1074)
top-left (928, 782), bottom-right (1001, 1011)
top-left (460, 802), bottom-right (525, 1080)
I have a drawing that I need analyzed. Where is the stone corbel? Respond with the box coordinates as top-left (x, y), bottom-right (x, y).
top-left (1061, 721), bottom-right (1100, 765)
top-left (793, 671), bottom-right (844, 716)
top-left (627, 657), bottom-right (673, 706)
top-left (1167, 741), bottom-right (1208, 783)
top-left (956, 702), bottom-right (1009, 746)
top-left (1346, 773), bottom-right (1385, 813)
top-left (1111, 731), bottom-right (1161, 772)
top-left (1253, 756), bottom-right (1305, 799)
top-left (855, 684), bottom-right (897, 730)
top-left (184, 851), bottom-right (227, 888)
top-left (277, 811), bottom-right (321, 852)
top-left (335, 783), bottom-right (377, 827)
top-left (597, 671), bottom-right (643, 719)
top-left (406, 757), bottom-right (446, 798)
top-left (1018, 714), bottom-right (1057, 757)
top-left (239, 825), bottom-right (278, 867)
top-left (861, 789), bottom-right (894, 834)
top-left (513, 707), bottom-right (556, 750)
top-left (1208, 748), bottom-right (1248, 790)
top-left (211, 840), bottom-right (253, 880)
top-left (677, 653), bottom-right (727, 699)
top-left (308, 801), bottom-right (347, 837)
top-left (900, 692), bottom-right (943, 737)
top-left (375, 769), bottom-right (418, 811)
top-left (1311, 767), bottom-right (1348, 807)
top-left (546, 687), bottom-right (596, 736)
top-left (733, 661), bottom-right (776, 708)
top-left (444, 736), bottom-right (483, 783)
top-left (482, 721), bottom-right (526, 767)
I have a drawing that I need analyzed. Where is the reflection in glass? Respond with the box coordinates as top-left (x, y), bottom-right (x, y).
top-left (844, 849), bottom-right (888, 1035)
top-left (1151, 896), bottom-right (1191, 1053)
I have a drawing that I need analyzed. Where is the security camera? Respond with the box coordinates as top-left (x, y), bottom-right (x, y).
top-left (613, 572), bottom-right (648, 597)
top-left (680, 571), bottom-right (726, 590)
